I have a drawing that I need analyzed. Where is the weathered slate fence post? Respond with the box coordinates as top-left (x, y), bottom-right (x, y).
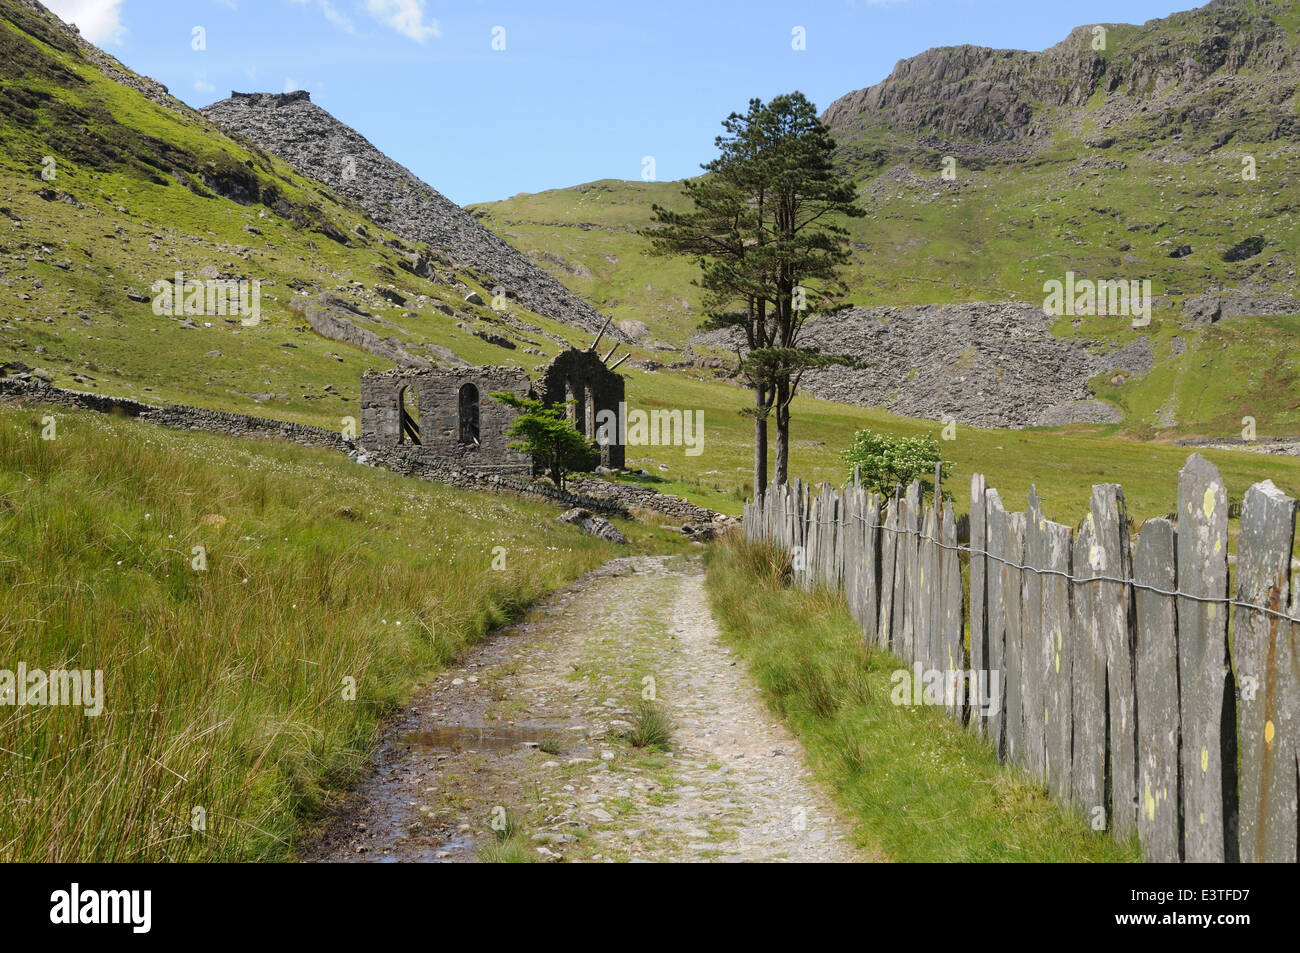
top-left (1235, 480), bottom-right (1297, 863)
top-left (1176, 455), bottom-right (1234, 862)
top-left (1041, 514), bottom-right (1074, 802)
top-left (1093, 483), bottom-right (1139, 842)
top-left (1133, 517), bottom-right (1180, 861)
top-left (1071, 511), bottom-right (1106, 825)
top-left (970, 474), bottom-right (989, 739)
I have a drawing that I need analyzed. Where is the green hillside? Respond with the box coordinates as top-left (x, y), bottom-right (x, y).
top-left (470, 180), bottom-right (700, 344)
top-left (472, 144), bottom-right (1300, 437)
top-left (3, 0), bottom-right (1298, 511)
top-left (0, 0), bottom-right (604, 430)
top-left (615, 362), bottom-right (1300, 544)
top-left (2, 0), bottom-right (1298, 867)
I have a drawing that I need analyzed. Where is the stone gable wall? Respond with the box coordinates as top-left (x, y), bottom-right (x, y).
top-left (540, 348), bottom-right (626, 469)
top-left (360, 365), bottom-right (533, 474)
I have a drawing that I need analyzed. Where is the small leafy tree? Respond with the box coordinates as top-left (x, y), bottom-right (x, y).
top-left (491, 392), bottom-right (595, 489)
top-left (843, 430), bottom-right (951, 499)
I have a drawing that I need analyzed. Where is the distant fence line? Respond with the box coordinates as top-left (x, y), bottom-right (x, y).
top-left (742, 454), bottom-right (1299, 863)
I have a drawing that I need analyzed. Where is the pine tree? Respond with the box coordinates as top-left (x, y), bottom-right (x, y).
top-left (644, 92), bottom-right (863, 490)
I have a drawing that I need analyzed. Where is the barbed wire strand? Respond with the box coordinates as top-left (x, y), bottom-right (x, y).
top-left (748, 507), bottom-right (1298, 625)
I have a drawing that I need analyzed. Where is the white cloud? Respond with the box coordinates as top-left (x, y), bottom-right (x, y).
top-left (283, 77), bottom-right (302, 93)
top-left (365, 0), bottom-right (439, 43)
top-left (194, 78), bottom-right (216, 93)
top-left (288, 0), bottom-right (354, 34)
top-left (45, 0), bottom-right (126, 46)
top-left (319, 0), bottom-right (354, 32)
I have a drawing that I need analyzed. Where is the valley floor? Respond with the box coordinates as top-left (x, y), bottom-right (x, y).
top-left (302, 555), bottom-right (870, 863)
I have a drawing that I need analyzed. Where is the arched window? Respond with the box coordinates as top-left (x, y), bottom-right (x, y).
top-left (458, 383), bottom-right (480, 445)
top-left (398, 385), bottom-right (420, 445)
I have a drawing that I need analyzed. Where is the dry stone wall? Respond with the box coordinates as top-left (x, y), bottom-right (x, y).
top-left (0, 376), bottom-right (349, 450)
top-left (0, 376), bottom-right (727, 526)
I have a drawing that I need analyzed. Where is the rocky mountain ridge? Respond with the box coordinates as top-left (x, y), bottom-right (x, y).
top-left (822, 0), bottom-right (1299, 167)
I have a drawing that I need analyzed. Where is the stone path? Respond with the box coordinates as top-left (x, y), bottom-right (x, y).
top-left (303, 555), bottom-right (873, 863)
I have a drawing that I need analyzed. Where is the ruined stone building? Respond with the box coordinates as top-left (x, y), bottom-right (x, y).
top-left (360, 348), bottom-right (626, 474)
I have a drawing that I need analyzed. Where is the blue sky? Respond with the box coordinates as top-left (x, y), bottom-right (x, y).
top-left (47, 0), bottom-right (1192, 205)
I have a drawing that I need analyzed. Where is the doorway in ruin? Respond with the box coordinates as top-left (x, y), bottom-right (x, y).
top-left (458, 382), bottom-right (480, 445)
top-left (564, 380), bottom-right (579, 433)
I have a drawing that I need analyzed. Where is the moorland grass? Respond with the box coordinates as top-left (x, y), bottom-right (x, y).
top-left (0, 403), bottom-right (678, 861)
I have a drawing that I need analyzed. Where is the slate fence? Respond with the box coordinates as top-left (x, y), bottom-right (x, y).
top-left (742, 453), bottom-right (1299, 863)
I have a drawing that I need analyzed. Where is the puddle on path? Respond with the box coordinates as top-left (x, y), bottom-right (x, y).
top-left (395, 723), bottom-right (584, 755)
top-left (375, 830), bottom-right (476, 863)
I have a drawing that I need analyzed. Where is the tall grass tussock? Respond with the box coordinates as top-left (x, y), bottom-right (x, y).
top-left (0, 405), bottom-right (632, 861)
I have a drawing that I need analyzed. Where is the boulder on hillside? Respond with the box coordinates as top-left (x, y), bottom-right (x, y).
top-left (557, 507), bottom-right (627, 544)
top-left (616, 320), bottom-right (650, 342)
top-left (681, 522), bottom-right (725, 543)
top-left (289, 295), bottom-right (428, 368)
top-left (1222, 235), bottom-right (1265, 263)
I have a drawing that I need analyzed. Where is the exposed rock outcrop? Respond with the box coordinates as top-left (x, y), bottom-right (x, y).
top-left (1181, 287), bottom-right (1300, 324)
top-left (287, 294), bottom-right (429, 368)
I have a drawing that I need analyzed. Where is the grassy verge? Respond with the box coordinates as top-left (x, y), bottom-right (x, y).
top-left (704, 533), bottom-right (1140, 862)
top-left (0, 403), bottom-right (681, 861)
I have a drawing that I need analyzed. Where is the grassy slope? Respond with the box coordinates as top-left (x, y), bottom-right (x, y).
top-left (469, 180), bottom-right (700, 344)
top-left (705, 534), bottom-right (1139, 861)
top-left (475, 151), bottom-right (1300, 440)
top-left (465, 4), bottom-right (1300, 538)
top-left (0, 2), bottom-right (604, 428)
top-left (0, 0), bottom-right (1286, 864)
top-left (0, 402), bottom-right (687, 861)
